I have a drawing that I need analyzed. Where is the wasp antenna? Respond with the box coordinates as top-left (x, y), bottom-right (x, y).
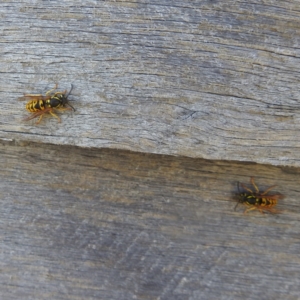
top-left (66, 84), bottom-right (75, 111)
top-left (234, 181), bottom-right (242, 211)
top-left (237, 181), bottom-right (241, 193)
top-left (67, 102), bottom-right (76, 111)
top-left (234, 200), bottom-right (240, 211)
top-left (66, 84), bottom-right (74, 98)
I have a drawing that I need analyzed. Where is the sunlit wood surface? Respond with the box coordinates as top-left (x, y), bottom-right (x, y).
top-left (1, 1), bottom-right (300, 166)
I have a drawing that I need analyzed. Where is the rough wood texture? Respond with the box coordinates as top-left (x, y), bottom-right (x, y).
top-left (1, 1), bottom-right (300, 166)
top-left (0, 140), bottom-right (300, 299)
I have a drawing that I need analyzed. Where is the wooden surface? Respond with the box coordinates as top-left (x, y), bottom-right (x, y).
top-left (1, 140), bottom-right (300, 299)
top-left (1, 1), bottom-right (300, 166)
top-left (1, 2), bottom-right (300, 298)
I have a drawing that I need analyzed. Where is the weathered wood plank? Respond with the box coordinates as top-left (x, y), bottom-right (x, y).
top-left (1, 1), bottom-right (300, 166)
top-left (0, 140), bottom-right (300, 299)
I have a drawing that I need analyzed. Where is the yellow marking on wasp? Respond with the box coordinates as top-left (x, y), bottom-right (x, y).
top-left (235, 177), bottom-right (283, 215)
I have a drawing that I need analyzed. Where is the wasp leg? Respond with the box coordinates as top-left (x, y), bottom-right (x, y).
top-left (35, 115), bottom-right (44, 125)
top-left (53, 90), bottom-right (67, 97)
top-left (243, 206), bottom-right (258, 214)
top-left (257, 208), bottom-right (266, 214)
top-left (49, 111), bottom-right (61, 123)
top-left (261, 185), bottom-right (277, 195)
top-left (240, 183), bottom-right (253, 194)
top-left (250, 177), bottom-right (260, 193)
top-left (57, 107), bottom-right (73, 111)
top-left (45, 83), bottom-right (59, 95)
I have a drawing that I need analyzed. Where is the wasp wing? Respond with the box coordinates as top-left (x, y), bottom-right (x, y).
top-left (23, 108), bottom-right (53, 121)
top-left (262, 193), bottom-right (284, 200)
top-left (18, 94), bottom-right (51, 101)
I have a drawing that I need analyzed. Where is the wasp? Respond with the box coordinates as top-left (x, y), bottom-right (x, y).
top-left (235, 177), bottom-right (284, 214)
top-left (19, 84), bottom-right (75, 124)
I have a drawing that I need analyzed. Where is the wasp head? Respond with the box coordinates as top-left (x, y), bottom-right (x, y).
top-left (50, 85), bottom-right (75, 111)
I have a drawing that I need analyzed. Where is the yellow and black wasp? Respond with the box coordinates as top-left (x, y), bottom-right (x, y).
top-left (19, 84), bottom-right (75, 124)
top-left (235, 177), bottom-right (284, 214)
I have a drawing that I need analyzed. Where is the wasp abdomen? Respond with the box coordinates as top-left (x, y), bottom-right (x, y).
top-left (26, 100), bottom-right (45, 112)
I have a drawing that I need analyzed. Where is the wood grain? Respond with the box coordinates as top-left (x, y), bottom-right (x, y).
top-left (1, 1), bottom-right (300, 166)
top-left (0, 140), bottom-right (300, 299)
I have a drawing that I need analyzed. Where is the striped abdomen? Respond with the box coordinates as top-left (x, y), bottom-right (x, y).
top-left (25, 100), bottom-right (47, 112)
top-left (240, 193), bottom-right (277, 208)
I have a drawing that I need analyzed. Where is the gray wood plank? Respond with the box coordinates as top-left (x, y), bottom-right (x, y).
top-left (0, 140), bottom-right (300, 299)
top-left (1, 1), bottom-right (300, 166)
